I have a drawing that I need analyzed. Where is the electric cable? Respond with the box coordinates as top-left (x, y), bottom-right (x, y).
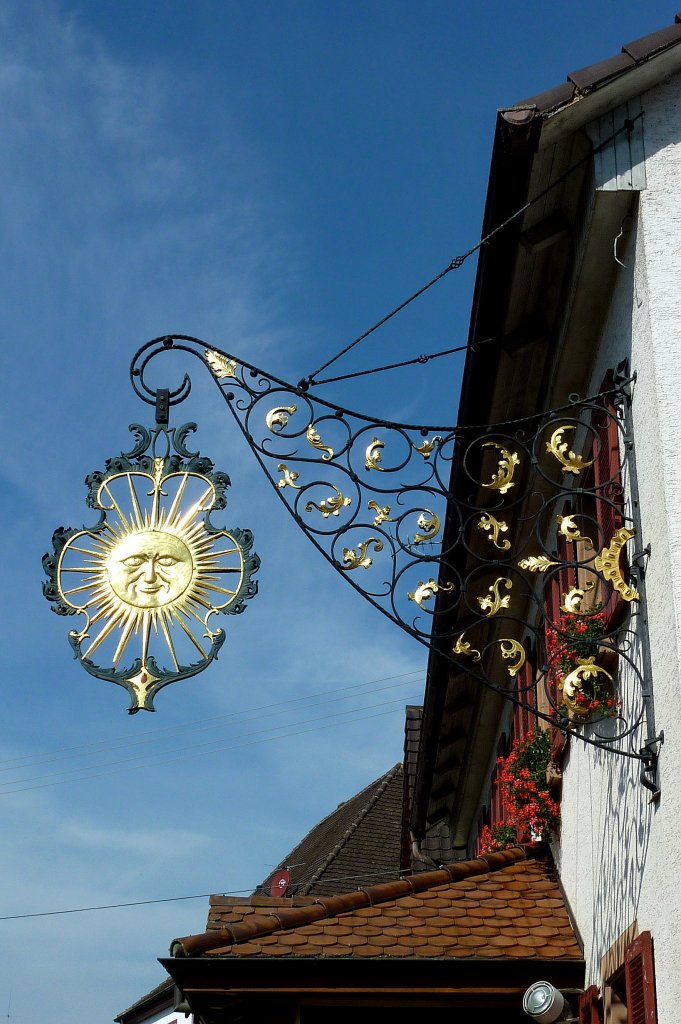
top-left (0, 669), bottom-right (423, 773)
top-left (0, 869), bottom-right (413, 922)
top-left (298, 113), bottom-right (642, 390)
top-left (0, 700), bottom-right (417, 796)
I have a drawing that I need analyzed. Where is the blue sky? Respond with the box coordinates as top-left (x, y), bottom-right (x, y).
top-left (0, 2), bottom-right (675, 1021)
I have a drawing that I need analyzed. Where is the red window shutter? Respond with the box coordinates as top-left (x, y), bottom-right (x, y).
top-left (512, 653), bottom-right (533, 742)
top-left (592, 371), bottom-right (624, 546)
top-left (625, 931), bottom-right (657, 1024)
top-left (578, 985), bottom-right (602, 1024)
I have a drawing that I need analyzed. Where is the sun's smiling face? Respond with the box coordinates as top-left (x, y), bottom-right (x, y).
top-left (106, 529), bottom-right (194, 609)
top-left (55, 465), bottom-right (249, 677)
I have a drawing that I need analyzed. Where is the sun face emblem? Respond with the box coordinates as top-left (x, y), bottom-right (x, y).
top-left (43, 423), bottom-right (259, 712)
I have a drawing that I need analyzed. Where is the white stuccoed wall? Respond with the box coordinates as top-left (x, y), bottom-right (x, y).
top-left (555, 70), bottom-right (681, 1022)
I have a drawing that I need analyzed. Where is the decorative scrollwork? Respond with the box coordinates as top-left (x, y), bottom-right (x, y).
top-left (341, 538), bottom-right (383, 570)
top-left (557, 513), bottom-right (594, 550)
top-left (205, 350), bottom-right (237, 378)
top-left (481, 443), bottom-right (519, 494)
top-left (413, 510), bottom-right (441, 545)
top-left (477, 513), bottom-right (510, 551)
top-left (499, 639), bottom-right (526, 677)
top-left (276, 464), bottom-right (301, 489)
top-left (305, 487), bottom-right (352, 519)
top-left (408, 578), bottom-right (455, 609)
top-left (365, 437), bottom-right (385, 471)
top-left (546, 425), bottom-right (595, 475)
top-left (266, 405), bottom-right (297, 433)
top-left (306, 423), bottom-right (334, 461)
top-left (594, 527), bottom-right (640, 601)
top-left (123, 338), bottom-right (655, 779)
top-left (478, 578), bottom-right (512, 617)
top-left (452, 633), bottom-right (481, 661)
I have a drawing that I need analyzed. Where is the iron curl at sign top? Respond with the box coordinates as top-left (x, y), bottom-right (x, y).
top-left (126, 337), bottom-right (660, 785)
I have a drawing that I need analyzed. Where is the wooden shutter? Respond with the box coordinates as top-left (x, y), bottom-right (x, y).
top-left (592, 370), bottom-right (624, 547)
top-left (625, 930), bottom-right (657, 1024)
top-left (578, 985), bottom-right (602, 1023)
top-left (512, 649), bottom-right (534, 742)
top-left (489, 735), bottom-right (507, 826)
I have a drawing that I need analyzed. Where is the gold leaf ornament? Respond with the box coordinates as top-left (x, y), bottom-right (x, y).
top-left (205, 350), bottom-right (237, 378)
top-left (407, 578), bottom-right (455, 609)
top-left (266, 405), bottom-right (297, 433)
top-left (367, 501), bottom-right (393, 526)
top-left (477, 577), bottom-right (512, 617)
top-left (306, 423), bottom-right (334, 461)
top-left (477, 513), bottom-right (511, 551)
top-left (499, 639), bottom-right (526, 677)
top-left (546, 425), bottom-right (595, 475)
top-left (560, 657), bottom-right (614, 713)
top-left (481, 443), bottom-right (520, 494)
top-left (413, 436), bottom-right (443, 460)
top-left (365, 437), bottom-right (385, 472)
top-left (413, 510), bottom-right (441, 545)
top-left (452, 633), bottom-right (481, 662)
top-left (341, 538), bottom-right (384, 571)
top-left (305, 487), bottom-right (352, 518)
top-left (560, 582), bottom-right (595, 614)
top-left (276, 463), bottom-right (301, 489)
top-left (557, 514), bottom-right (594, 550)
top-left (518, 555), bottom-right (559, 573)
top-left (594, 527), bottom-right (640, 602)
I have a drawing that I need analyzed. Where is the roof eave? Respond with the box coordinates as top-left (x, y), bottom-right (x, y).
top-left (412, 26), bottom-right (681, 850)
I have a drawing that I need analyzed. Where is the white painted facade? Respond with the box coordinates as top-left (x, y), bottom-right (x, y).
top-left (555, 69), bottom-right (681, 1023)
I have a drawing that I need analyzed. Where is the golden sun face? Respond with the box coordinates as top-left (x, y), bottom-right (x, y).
top-left (106, 530), bottom-right (194, 609)
top-left (56, 464), bottom-right (247, 679)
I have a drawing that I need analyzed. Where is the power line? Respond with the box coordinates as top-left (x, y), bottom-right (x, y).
top-left (0, 701), bottom-right (417, 796)
top-left (0, 669), bottom-right (423, 774)
top-left (0, 870), bottom-right (409, 922)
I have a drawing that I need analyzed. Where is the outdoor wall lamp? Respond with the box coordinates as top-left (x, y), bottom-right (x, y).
top-left (522, 981), bottom-right (578, 1022)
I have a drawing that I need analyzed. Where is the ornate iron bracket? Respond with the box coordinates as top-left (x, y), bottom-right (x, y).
top-left (124, 336), bottom-right (659, 786)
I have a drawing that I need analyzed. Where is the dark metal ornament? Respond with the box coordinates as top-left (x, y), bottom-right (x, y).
top-left (123, 336), bottom-right (661, 790)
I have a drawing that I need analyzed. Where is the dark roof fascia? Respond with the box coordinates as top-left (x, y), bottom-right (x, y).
top-left (114, 979), bottom-right (174, 1024)
top-left (161, 953), bottom-right (585, 1000)
top-left (411, 20), bottom-right (681, 848)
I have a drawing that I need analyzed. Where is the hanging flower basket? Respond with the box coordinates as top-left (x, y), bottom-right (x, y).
top-left (546, 607), bottom-right (619, 723)
top-left (480, 730), bottom-right (560, 853)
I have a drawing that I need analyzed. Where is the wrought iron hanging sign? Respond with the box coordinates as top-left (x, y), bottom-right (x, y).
top-left (43, 417), bottom-right (259, 712)
top-left (42, 333), bottom-right (661, 792)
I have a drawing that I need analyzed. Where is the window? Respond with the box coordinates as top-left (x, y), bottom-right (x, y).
top-left (601, 929), bottom-right (657, 1024)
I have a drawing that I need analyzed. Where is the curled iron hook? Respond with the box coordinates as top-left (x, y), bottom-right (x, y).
top-left (129, 335), bottom-right (193, 408)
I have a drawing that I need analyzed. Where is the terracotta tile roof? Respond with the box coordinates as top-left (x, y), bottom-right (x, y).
top-left (258, 763), bottom-right (403, 897)
top-left (173, 847), bottom-right (582, 962)
top-left (510, 12), bottom-right (681, 113)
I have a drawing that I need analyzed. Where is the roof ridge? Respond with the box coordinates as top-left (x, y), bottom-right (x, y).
top-left (172, 846), bottom-right (530, 958)
top-left (298, 762), bottom-right (402, 895)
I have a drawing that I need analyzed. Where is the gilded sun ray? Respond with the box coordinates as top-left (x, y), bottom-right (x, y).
top-left (44, 424), bottom-right (260, 713)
